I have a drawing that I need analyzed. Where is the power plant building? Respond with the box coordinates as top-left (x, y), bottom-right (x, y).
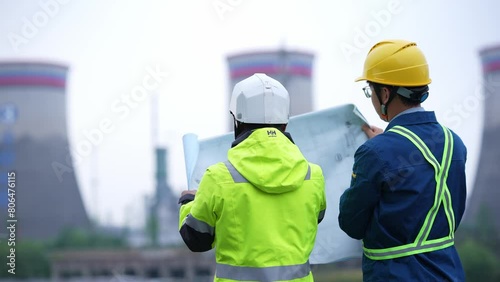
top-left (226, 50), bottom-right (315, 130)
top-left (0, 62), bottom-right (89, 239)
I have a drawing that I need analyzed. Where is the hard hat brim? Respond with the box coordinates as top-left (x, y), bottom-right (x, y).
top-left (354, 76), bottom-right (367, 82)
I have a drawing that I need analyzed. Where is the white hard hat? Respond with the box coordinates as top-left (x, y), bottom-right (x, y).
top-left (229, 73), bottom-right (290, 124)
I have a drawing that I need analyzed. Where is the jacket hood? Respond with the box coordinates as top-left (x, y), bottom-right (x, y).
top-left (227, 128), bottom-right (309, 194)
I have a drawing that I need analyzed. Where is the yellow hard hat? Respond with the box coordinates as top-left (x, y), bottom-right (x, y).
top-left (355, 40), bottom-right (432, 87)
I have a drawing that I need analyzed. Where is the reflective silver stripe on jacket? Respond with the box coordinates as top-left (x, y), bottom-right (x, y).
top-left (224, 161), bottom-right (248, 183)
top-left (224, 161), bottom-right (311, 183)
top-left (184, 214), bottom-right (214, 236)
top-left (216, 261), bottom-right (310, 281)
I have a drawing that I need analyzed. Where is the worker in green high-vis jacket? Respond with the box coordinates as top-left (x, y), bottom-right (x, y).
top-left (179, 73), bottom-right (326, 282)
top-left (339, 40), bottom-right (467, 282)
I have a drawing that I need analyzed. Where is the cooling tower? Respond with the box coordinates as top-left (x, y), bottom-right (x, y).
top-left (463, 45), bottom-right (500, 230)
top-left (0, 62), bottom-right (89, 240)
top-left (226, 50), bottom-right (314, 130)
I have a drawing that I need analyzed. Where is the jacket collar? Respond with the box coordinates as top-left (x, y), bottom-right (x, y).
top-left (385, 110), bottom-right (438, 132)
top-left (231, 129), bottom-right (294, 148)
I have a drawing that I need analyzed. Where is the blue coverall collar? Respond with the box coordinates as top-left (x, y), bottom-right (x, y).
top-left (385, 110), bottom-right (438, 132)
top-left (391, 106), bottom-right (425, 121)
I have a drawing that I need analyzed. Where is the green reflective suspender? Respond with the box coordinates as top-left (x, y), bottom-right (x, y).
top-left (363, 124), bottom-right (456, 260)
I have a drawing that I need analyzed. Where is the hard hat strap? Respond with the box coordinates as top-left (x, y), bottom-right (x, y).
top-left (381, 92), bottom-right (395, 116)
top-left (231, 113), bottom-right (242, 139)
top-left (396, 86), bottom-right (429, 102)
top-left (373, 83), bottom-right (396, 118)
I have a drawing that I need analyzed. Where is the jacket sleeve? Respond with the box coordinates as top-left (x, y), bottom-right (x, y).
top-left (317, 166), bottom-right (327, 224)
top-left (178, 168), bottom-right (219, 252)
top-left (338, 143), bottom-right (383, 240)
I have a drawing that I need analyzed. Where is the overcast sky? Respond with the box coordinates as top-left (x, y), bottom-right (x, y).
top-left (1, 0), bottom-right (499, 227)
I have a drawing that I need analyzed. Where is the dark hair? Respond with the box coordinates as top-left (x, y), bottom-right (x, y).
top-left (370, 82), bottom-right (427, 107)
top-left (398, 93), bottom-right (422, 107)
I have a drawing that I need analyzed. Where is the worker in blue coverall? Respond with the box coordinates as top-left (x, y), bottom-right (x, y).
top-left (338, 40), bottom-right (467, 281)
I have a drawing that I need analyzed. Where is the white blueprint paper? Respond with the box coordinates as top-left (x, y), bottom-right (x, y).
top-left (182, 103), bottom-right (368, 264)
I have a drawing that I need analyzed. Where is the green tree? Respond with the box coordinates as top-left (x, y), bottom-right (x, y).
top-left (474, 205), bottom-right (500, 251)
top-left (52, 227), bottom-right (126, 249)
top-left (457, 239), bottom-right (500, 282)
top-left (0, 241), bottom-right (50, 278)
top-left (0, 227), bottom-right (127, 278)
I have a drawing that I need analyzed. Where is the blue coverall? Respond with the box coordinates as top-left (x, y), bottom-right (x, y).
top-left (339, 110), bottom-right (467, 281)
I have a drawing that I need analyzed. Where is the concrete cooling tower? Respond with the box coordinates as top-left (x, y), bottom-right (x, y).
top-left (0, 62), bottom-right (89, 240)
top-left (226, 50), bottom-right (314, 130)
top-left (463, 45), bottom-right (500, 231)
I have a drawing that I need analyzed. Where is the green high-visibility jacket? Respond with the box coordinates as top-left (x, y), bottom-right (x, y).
top-left (179, 128), bottom-right (326, 282)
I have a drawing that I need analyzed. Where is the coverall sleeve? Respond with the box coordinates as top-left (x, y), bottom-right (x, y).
top-left (178, 167), bottom-right (219, 252)
top-left (338, 143), bottom-right (383, 240)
